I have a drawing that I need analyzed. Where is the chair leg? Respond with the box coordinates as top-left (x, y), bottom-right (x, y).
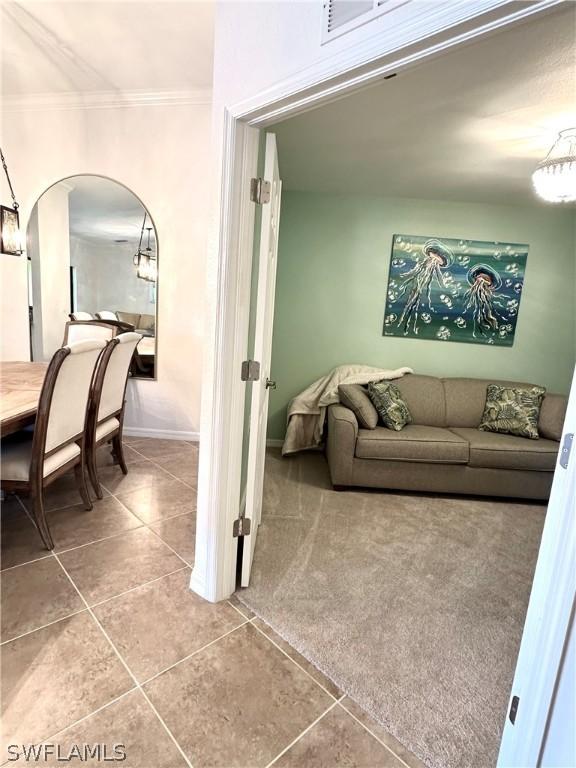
top-left (30, 489), bottom-right (54, 550)
top-left (74, 463), bottom-right (93, 511)
top-left (112, 434), bottom-right (128, 475)
top-left (86, 444), bottom-right (104, 500)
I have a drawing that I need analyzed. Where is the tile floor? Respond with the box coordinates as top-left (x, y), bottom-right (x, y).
top-left (1, 438), bottom-right (423, 768)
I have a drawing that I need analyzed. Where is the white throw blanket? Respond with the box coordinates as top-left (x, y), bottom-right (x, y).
top-left (282, 364), bottom-right (413, 455)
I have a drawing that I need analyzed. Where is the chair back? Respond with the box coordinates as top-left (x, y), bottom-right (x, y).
top-left (97, 310), bottom-right (117, 321)
top-left (70, 311), bottom-right (94, 321)
top-left (63, 321), bottom-right (118, 345)
top-left (35, 340), bottom-right (107, 456)
top-left (96, 332), bottom-right (142, 422)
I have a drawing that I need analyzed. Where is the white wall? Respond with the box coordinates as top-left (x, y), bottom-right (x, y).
top-left (69, 236), bottom-right (98, 313)
top-left (0, 180), bottom-right (29, 361)
top-left (31, 183), bottom-right (71, 359)
top-left (0, 254), bottom-right (29, 361)
top-left (2, 101), bottom-right (211, 435)
top-left (212, 0), bottom-right (515, 110)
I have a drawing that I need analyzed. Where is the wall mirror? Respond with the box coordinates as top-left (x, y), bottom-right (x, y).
top-left (26, 175), bottom-right (158, 379)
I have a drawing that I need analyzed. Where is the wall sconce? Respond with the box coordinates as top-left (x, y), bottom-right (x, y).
top-left (1, 147), bottom-right (23, 255)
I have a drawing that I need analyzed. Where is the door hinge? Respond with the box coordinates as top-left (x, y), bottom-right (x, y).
top-left (233, 517), bottom-right (252, 537)
top-left (250, 177), bottom-right (271, 204)
top-left (508, 695), bottom-right (519, 724)
top-left (560, 433), bottom-right (573, 469)
top-left (241, 360), bottom-right (260, 382)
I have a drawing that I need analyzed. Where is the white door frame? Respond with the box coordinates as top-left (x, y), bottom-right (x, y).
top-left (191, 0), bottom-right (564, 605)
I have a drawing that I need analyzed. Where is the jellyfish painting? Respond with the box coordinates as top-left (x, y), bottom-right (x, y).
top-left (463, 264), bottom-right (506, 338)
top-left (383, 233), bottom-right (528, 346)
top-left (396, 239), bottom-right (453, 334)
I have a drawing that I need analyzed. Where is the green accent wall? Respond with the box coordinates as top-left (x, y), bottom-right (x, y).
top-left (268, 191), bottom-right (576, 440)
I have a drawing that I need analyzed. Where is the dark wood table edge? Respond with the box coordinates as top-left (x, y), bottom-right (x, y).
top-left (1, 411), bottom-right (36, 438)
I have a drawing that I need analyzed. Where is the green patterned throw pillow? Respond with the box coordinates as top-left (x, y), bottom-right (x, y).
top-left (479, 384), bottom-right (546, 440)
top-left (367, 381), bottom-right (412, 431)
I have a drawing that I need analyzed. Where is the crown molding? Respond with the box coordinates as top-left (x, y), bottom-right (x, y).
top-left (2, 88), bottom-right (212, 113)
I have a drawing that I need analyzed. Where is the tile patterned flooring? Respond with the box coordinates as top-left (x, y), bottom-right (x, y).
top-left (1, 438), bottom-right (423, 768)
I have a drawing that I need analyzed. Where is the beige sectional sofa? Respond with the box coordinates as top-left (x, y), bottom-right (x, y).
top-left (326, 375), bottom-right (567, 500)
top-left (116, 311), bottom-right (156, 337)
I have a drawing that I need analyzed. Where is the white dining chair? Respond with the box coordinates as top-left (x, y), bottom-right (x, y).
top-left (1, 339), bottom-right (108, 549)
top-left (69, 311), bottom-right (94, 321)
top-left (63, 320), bottom-right (118, 345)
top-left (96, 310), bottom-right (118, 321)
top-left (86, 332), bottom-right (142, 497)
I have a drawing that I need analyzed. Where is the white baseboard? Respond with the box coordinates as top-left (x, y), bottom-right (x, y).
top-left (189, 565), bottom-right (230, 603)
top-left (189, 566), bottom-right (208, 600)
top-left (123, 426), bottom-right (199, 442)
top-left (266, 438), bottom-right (284, 448)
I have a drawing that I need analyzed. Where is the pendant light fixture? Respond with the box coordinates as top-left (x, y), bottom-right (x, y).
top-left (133, 211), bottom-right (157, 282)
top-left (133, 212), bottom-right (146, 268)
top-left (0, 146), bottom-right (23, 255)
top-left (532, 128), bottom-right (576, 203)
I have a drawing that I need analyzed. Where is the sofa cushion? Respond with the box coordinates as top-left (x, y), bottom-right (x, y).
top-left (450, 428), bottom-right (558, 471)
top-left (479, 384), bottom-right (546, 440)
top-left (338, 384), bottom-right (378, 429)
top-left (139, 313), bottom-right (156, 332)
top-left (395, 374), bottom-right (446, 427)
top-left (356, 425), bottom-right (469, 463)
top-left (1, 433), bottom-right (81, 481)
top-left (539, 393), bottom-right (568, 441)
top-left (95, 417), bottom-right (120, 442)
top-left (443, 377), bottom-right (543, 428)
top-left (117, 311), bottom-right (141, 327)
top-left (367, 381), bottom-right (412, 431)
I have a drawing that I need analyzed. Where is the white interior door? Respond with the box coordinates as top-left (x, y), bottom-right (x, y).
top-left (497, 366), bottom-right (576, 767)
top-left (242, 133), bottom-right (282, 587)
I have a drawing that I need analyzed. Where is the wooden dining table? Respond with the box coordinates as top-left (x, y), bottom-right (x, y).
top-left (137, 336), bottom-right (155, 357)
top-left (0, 361), bottom-right (48, 437)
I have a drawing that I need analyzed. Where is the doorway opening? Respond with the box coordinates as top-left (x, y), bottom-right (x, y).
top-left (237, 9), bottom-right (576, 768)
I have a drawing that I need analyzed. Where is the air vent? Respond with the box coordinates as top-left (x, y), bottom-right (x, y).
top-left (323, 0), bottom-right (411, 44)
top-left (327, 0), bottom-right (372, 33)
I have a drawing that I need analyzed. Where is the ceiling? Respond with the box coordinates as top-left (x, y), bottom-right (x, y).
top-left (61, 175), bottom-right (154, 244)
top-left (1, 1), bottom-right (214, 96)
top-left (273, 7), bottom-right (576, 206)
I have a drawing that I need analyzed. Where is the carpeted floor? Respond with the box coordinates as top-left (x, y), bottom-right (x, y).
top-left (239, 450), bottom-right (546, 768)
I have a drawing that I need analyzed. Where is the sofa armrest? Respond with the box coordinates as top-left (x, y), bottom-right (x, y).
top-left (539, 393), bottom-right (568, 442)
top-left (326, 404), bottom-right (358, 487)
